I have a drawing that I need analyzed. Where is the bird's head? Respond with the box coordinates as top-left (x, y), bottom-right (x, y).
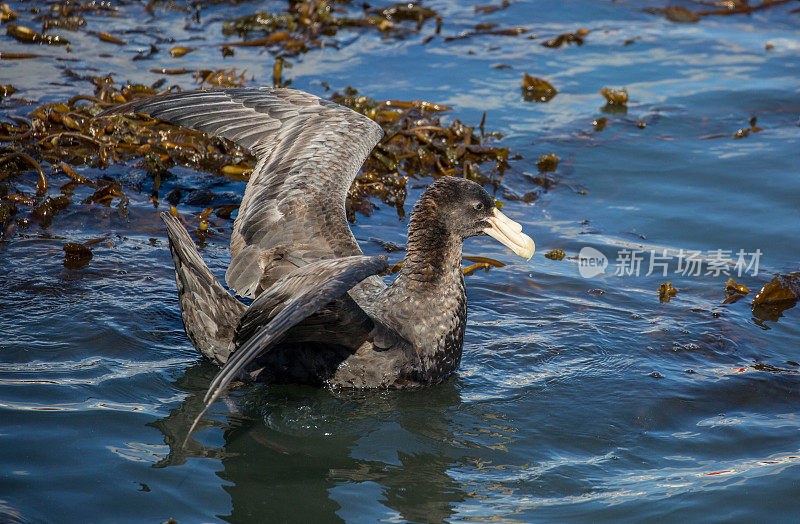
top-left (412, 177), bottom-right (535, 260)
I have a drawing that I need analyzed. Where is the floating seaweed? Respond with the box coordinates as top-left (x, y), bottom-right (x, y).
top-left (544, 249), bottom-right (565, 261)
top-left (541, 29), bottom-right (588, 48)
top-left (370, 2), bottom-right (442, 32)
top-left (444, 24), bottom-right (526, 42)
top-left (222, 12), bottom-right (298, 39)
top-left (0, 2), bottom-right (512, 237)
top-left (695, 0), bottom-right (795, 16)
top-left (89, 31), bottom-right (125, 46)
top-left (521, 74), bottom-right (557, 103)
top-left (40, 11), bottom-right (86, 32)
top-left (658, 282), bottom-right (677, 303)
top-left (332, 87), bottom-right (510, 220)
top-left (463, 255), bottom-right (506, 268)
top-left (0, 52), bottom-right (46, 59)
top-left (0, 0), bottom-right (129, 64)
top-left (221, 0), bottom-right (442, 62)
top-left (474, 0), bottom-right (510, 15)
top-left (646, 1), bottom-right (793, 22)
top-left (751, 273), bottom-right (800, 321)
top-left (536, 154), bottom-right (559, 172)
top-left (1, 0), bottom-right (444, 95)
top-left (194, 68), bottom-right (251, 88)
top-left (702, 116), bottom-right (763, 140)
top-left (662, 6), bottom-right (701, 23)
top-left (0, 74), bottom-right (512, 238)
top-left (0, 75), bottom-right (252, 237)
top-left (0, 84), bottom-right (17, 99)
top-left (462, 262), bottom-right (493, 276)
top-left (592, 117), bottom-right (607, 131)
top-left (600, 87), bottom-right (628, 106)
top-left (735, 116), bottom-right (762, 139)
top-left (272, 57), bottom-right (289, 87)
top-left (722, 277), bottom-right (750, 304)
top-left (390, 255), bottom-right (504, 277)
top-left (169, 46), bottom-right (195, 58)
top-left (1, 3), bottom-right (17, 22)
top-left (63, 242), bottom-right (92, 270)
top-left (6, 24), bottom-right (70, 45)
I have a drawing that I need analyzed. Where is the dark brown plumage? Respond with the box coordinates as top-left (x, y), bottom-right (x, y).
top-left (100, 88), bottom-right (535, 438)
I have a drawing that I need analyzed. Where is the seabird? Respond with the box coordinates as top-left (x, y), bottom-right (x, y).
top-left (100, 88), bottom-right (535, 436)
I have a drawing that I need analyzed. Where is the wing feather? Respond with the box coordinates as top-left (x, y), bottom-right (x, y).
top-left (183, 255), bottom-right (388, 443)
top-left (99, 87), bottom-right (384, 297)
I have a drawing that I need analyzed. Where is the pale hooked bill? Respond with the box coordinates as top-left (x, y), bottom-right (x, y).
top-left (484, 208), bottom-right (535, 260)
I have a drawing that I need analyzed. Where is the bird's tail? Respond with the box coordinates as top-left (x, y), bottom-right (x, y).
top-left (160, 212), bottom-right (246, 365)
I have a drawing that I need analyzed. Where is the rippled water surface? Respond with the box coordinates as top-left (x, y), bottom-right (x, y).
top-left (1, 0), bottom-right (799, 521)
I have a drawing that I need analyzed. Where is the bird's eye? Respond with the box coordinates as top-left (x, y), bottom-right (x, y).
top-left (474, 202), bottom-right (484, 211)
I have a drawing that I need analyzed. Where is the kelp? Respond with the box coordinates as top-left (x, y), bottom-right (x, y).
top-left (722, 277), bottom-right (750, 304)
top-left (369, 2), bottom-right (442, 32)
top-left (6, 24), bottom-right (69, 46)
top-left (220, 0), bottom-right (442, 59)
top-left (659, 6), bottom-right (701, 23)
top-left (521, 74), bottom-right (557, 103)
top-left (658, 281), bottom-right (677, 303)
top-left (544, 249), bottom-right (565, 261)
top-left (0, 3), bottom-right (17, 23)
top-left (2, 0), bottom-right (442, 86)
top-left (63, 241), bottom-right (93, 269)
top-left (3, 0), bottom-right (118, 49)
top-left (504, 153), bottom-right (560, 198)
top-left (1, 0), bottom-right (521, 239)
top-left (388, 255), bottom-right (505, 276)
top-left (696, 0), bottom-right (796, 16)
top-left (592, 117), bottom-right (607, 131)
top-left (443, 24), bottom-right (526, 42)
top-left (646, 0), bottom-right (794, 22)
top-left (169, 46), bottom-right (195, 58)
top-left (701, 116), bottom-right (763, 140)
top-left (751, 273), bottom-right (800, 321)
top-left (474, 1), bottom-right (510, 15)
top-left (332, 87), bottom-right (510, 220)
top-left (0, 74), bottom-right (252, 238)
top-left (536, 154), bottom-right (559, 172)
top-left (1, 78), bottom-right (511, 238)
top-left (600, 87), bottom-right (628, 106)
top-left (222, 13), bottom-right (298, 38)
top-left (541, 29), bottom-right (588, 48)
top-left (88, 31), bottom-right (125, 45)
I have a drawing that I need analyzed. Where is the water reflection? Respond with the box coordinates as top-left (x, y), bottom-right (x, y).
top-left (149, 363), bottom-right (471, 523)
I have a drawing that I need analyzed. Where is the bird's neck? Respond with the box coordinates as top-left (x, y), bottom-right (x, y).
top-left (397, 207), bottom-right (463, 289)
top-left (379, 204), bottom-right (467, 381)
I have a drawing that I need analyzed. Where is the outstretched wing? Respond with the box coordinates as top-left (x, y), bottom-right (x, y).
top-left (99, 88), bottom-right (384, 298)
top-left (160, 212), bottom-right (246, 365)
top-left (184, 255), bottom-right (389, 443)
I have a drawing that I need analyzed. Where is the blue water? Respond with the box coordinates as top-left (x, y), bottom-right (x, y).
top-left (1, 0), bottom-right (799, 521)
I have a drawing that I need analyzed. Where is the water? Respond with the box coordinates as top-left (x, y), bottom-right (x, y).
top-left (1, 0), bottom-right (799, 521)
